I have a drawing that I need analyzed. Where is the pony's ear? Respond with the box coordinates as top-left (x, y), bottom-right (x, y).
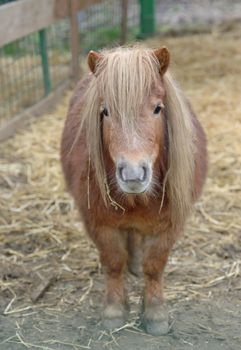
top-left (87, 50), bottom-right (102, 73)
top-left (153, 47), bottom-right (170, 75)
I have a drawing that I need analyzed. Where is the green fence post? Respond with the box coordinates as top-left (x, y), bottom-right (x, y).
top-left (139, 0), bottom-right (156, 38)
top-left (39, 29), bottom-right (51, 96)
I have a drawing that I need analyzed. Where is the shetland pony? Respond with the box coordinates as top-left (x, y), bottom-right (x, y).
top-left (61, 46), bottom-right (207, 335)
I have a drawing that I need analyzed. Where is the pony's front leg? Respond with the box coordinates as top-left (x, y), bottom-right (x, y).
top-left (94, 227), bottom-right (128, 329)
top-left (142, 233), bottom-right (174, 335)
top-left (127, 230), bottom-right (143, 277)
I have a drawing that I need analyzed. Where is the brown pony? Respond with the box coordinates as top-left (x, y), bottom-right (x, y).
top-left (61, 46), bottom-right (207, 335)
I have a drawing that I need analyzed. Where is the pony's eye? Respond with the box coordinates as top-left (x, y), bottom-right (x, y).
top-left (102, 107), bottom-right (109, 117)
top-left (153, 104), bottom-right (162, 115)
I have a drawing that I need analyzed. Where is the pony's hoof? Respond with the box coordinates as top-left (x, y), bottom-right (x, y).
top-left (103, 304), bottom-right (128, 330)
top-left (142, 304), bottom-right (169, 336)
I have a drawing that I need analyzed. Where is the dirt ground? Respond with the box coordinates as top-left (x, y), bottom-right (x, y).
top-left (1, 24), bottom-right (241, 350)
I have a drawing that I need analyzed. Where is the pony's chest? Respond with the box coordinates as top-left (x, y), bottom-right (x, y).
top-left (118, 207), bottom-right (167, 234)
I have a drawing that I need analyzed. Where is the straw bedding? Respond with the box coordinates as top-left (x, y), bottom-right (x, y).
top-left (0, 24), bottom-right (241, 327)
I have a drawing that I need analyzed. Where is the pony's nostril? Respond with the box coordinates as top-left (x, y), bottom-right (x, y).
top-left (118, 166), bottom-right (125, 181)
top-left (117, 163), bottom-right (149, 183)
top-left (140, 166), bottom-right (147, 182)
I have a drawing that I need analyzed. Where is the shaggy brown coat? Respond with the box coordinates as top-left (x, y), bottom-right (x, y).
top-left (61, 46), bottom-right (207, 335)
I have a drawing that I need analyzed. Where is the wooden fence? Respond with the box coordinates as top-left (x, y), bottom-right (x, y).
top-left (0, 0), bottom-right (155, 141)
top-left (0, 0), bottom-right (129, 141)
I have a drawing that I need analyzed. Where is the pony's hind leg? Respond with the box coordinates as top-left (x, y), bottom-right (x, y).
top-left (94, 227), bottom-right (128, 329)
top-left (127, 230), bottom-right (143, 277)
top-left (142, 234), bottom-right (173, 335)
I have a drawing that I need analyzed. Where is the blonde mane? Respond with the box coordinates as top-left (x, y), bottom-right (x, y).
top-left (79, 46), bottom-right (196, 228)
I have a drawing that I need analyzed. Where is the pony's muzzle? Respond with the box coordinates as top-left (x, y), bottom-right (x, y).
top-left (116, 160), bottom-right (151, 194)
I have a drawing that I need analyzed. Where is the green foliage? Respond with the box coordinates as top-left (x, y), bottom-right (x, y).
top-left (82, 26), bottom-right (121, 52)
top-left (3, 43), bottom-right (19, 55)
top-left (3, 32), bottom-right (39, 57)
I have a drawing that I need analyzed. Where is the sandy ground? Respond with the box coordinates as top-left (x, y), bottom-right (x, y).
top-left (0, 24), bottom-right (241, 349)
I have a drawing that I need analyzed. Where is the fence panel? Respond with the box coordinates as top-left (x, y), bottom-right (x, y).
top-left (0, 0), bottom-right (140, 138)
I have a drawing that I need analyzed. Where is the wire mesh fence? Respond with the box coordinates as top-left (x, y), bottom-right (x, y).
top-left (79, 0), bottom-right (139, 53)
top-left (0, 0), bottom-right (139, 126)
top-left (0, 19), bottom-right (71, 124)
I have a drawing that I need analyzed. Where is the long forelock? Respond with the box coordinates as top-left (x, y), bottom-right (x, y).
top-left (96, 47), bottom-right (160, 132)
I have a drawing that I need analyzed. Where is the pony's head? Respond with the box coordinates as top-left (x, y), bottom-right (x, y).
top-left (87, 47), bottom-right (169, 195)
top-left (82, 46), bottom-right (196, 226)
